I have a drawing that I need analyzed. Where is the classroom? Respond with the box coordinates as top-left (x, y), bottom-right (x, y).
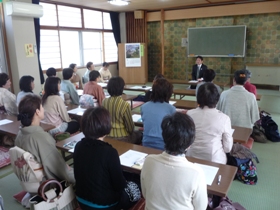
top-left (0, 0), bottom-right (280, 209)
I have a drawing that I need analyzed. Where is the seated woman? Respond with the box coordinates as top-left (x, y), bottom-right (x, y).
top-left (69, 63), bottom-right (82, 89)
top-left (141, 112), bottom-right (208, 210)
top-left (196, 69), bottom-right (222, 95)
top-left (0, 73), bottom-right (17, 115)
top-left (217, 69), bottom-right (259, 128)
top-left (102, 77), bottom-right (141, 144)
top-left (15, 94), bottom-right (75, 183)
top-left (141, 78), bottom-right (176, 150)
top-left (187, 82), bottom-right (233, 164)
top-left (61, 68), bottom-right (80, 105)
top-left (99, 62), bottom-right (112, 83)
top-left (74, 107), bottom-right (139, 210)
top-left (16, 75), bottom-right (35, 106)
top-left (83, 70), bottom-right (105, 106)
top-left (41, 77), bottom-right (80, 135)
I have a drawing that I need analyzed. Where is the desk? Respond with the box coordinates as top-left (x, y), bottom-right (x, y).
top-left (173, 100), bottom-right (197, 109)
top-left (232, 126), bottom-right (252, 143)
top-left (173, 89), bottom-right (196, 99)
top-left (0, 113), bottom-right (55, 137)
top-left (56, 132), bottom-right (237, 197)
top-left (256, 94), bottom-right (261, 101)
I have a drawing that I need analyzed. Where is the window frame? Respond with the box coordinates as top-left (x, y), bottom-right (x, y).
top-left (40, 1), bottom-right (117, 71)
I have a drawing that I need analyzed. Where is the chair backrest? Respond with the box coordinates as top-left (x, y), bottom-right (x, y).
top-left (9, 146), bottom-right (46, 193)
top-left (60, 91), bottom-right (71, 105)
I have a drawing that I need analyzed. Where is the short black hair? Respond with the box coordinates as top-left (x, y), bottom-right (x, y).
top-left (197, 82), bottom-right (220, 108)
top-left (234, 69), bottom-right (248, 85)
top-left (153, 73), bottom-right (164, 81)
top-left (19, 75), bottom-right (34, 92)
top-left (203, 69), bottom-right (216, 82)
top-left (86, 62), bottom-right (93, 70)
top-left (103, 62), bottom-right (109, 67)
top-left (63, 68), bottom-right (74, 80)
top-left (42, 77), bottom-right (61, 105)
top-left (0, 73), bottom-right (9, 87)
top-left (18, 95), bottom-right (41, 127)
top-left (46, 67), bottom-right (56, 77)
top-left (151, 78), bottom-right (173, 103)
top-left (81, 107), bottom-right (111, 139)
top-left (89, 70), bottom-right (101, 82)
top-left (107, 76), bottom-right (125, 96)
top-left (196, 56), bottom-right (203, 60)
top-left (162, 112), bottom-right (195, 155)
top-left (69, 63), bottom-right (76, 69)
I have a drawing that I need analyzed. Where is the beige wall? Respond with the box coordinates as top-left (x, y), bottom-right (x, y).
top-left (3, 0), bottom-right (42, 95)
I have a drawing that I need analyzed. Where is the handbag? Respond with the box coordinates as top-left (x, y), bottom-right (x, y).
top-left (29, 179), bottom-right (78, 210)
top-left (214, 197), bottom-right (246, 210)
top-left (124, 181), bottom-right (141, 203)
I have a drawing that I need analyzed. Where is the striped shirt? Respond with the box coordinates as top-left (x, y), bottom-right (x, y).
top-left (102, 96), bottom-right (134, 138)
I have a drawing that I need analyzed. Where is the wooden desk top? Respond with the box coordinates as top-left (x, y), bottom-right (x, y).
top-left (0, 113), bottom-right (55, 136)
top-left (232, 126), bottom-right (252, 143)
top-left (173, 99), bottom-right (198, 109)
top-left (57, 133), bottom-right (237, 197)
top-left (173, 89), bottom-right (196, 96)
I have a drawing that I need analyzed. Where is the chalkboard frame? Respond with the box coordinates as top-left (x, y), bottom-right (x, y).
top-left (188, 25), bottom-right (247, 57)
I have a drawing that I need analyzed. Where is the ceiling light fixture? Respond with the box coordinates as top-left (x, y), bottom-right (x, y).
top-left (108, 0), bottom-right (130, 6)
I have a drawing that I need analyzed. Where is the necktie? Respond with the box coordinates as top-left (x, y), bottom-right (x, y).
top-left (197, 65), bottom-right (200, 79)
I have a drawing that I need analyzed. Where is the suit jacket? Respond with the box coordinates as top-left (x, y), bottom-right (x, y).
top-left (192, 64), bottom-right (208, 80)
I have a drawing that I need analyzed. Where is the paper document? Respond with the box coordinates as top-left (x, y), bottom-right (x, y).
top-left (130, 86), bottom-right (151, 90)
top-left (230, 128), bottom-right (235, 136)
top-left (67, 107), bottom-right (86, 116)
top-left (188, 80), bottom-right (198, 83)
top-left (0, 119), bottom-right (13, 126)
top-left (98, 83), bottom-right (107, 87)
top-left (119, 150), bottom-right (147, 167)
top-left (194, 163), bottom-right (219, 185)
top-left (169, 101), bottom-right (176, 105)
top-left (132, 114), bottom-right (142, 123)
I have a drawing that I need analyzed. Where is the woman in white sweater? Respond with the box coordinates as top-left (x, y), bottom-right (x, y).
top-left (141, 112), bottom-right (208, 210)
top-left (187, 82), bottom-right (233, 164)
top-left (41, 77), bottom-right (79, 135)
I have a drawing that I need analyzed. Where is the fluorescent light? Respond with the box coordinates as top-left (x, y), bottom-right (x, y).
top-left (108, 0), bottom-right (129, 6)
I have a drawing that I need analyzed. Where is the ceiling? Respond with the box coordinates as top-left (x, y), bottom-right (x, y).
top-left (45, 0), bottom-right (273, 12)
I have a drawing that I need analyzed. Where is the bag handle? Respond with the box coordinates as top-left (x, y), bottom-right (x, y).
top-left (38, 179), bottom-right (63, 201)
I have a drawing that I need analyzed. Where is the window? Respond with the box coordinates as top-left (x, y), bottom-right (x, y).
top-left (82, 32), bottom-right (103, 64)
top-left (40, 3), bottom-right (118, 70)
top-left (60, 31), bottom-right (81, 67)
top-left (40, 30), bottom-right (61, 70)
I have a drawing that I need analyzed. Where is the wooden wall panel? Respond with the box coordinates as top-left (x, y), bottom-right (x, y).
top-left (147, 1), bottom-right (280, 22)
top-left (126, 12), bottom-right (147, 43)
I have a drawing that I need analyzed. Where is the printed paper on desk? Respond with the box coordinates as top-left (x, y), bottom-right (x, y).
top-left (0, 119), bottom-right (13, 126)
top-left (132, 114), bottom-right (142, 122)
top-left (194, 163), bottom-right (219, 185)
top-left (130, 86), bottom-right (151, 90)
top-left (169, 101), bottom-right (176, 105)
top-left (188, 80), bottom-right (198, 83)
top-left (67, 107), bottom-right (86, 115)
top-left (119, 150), bottom-right (147, 167)
top-left (98, 83), bottom-right (107, 87)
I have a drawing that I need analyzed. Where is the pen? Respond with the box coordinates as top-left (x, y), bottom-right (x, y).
top-left (218, 175), bottom-right (221, 185)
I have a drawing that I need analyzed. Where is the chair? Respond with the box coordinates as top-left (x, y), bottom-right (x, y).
top-left (9, 146), bottom-right (45, 193)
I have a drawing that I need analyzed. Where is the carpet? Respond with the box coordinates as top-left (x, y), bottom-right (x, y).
top-left (0, 146), bottom-right (10, 168)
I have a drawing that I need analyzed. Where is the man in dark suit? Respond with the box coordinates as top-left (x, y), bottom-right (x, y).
top-left (192, 56), bottom-right (208, 80)
top-left (190, 56), bottom-right (207, 89)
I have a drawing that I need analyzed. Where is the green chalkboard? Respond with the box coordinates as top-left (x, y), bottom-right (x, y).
top-left (188, 25), bottom-right (246, 57)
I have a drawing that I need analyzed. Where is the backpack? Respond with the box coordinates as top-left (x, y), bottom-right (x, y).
top-left (236, 159), bottom-right (258, 185)
top-left (260, 112), bottom-right (280, 142)
top-left (251, 124), bottom-right (268, 143)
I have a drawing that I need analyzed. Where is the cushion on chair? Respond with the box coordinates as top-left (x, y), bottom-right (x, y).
top-left (241, 137), bottom-right (254, 150)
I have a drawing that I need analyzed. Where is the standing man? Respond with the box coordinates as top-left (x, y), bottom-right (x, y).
top-left (192, 56), bottom-right (208, 81)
